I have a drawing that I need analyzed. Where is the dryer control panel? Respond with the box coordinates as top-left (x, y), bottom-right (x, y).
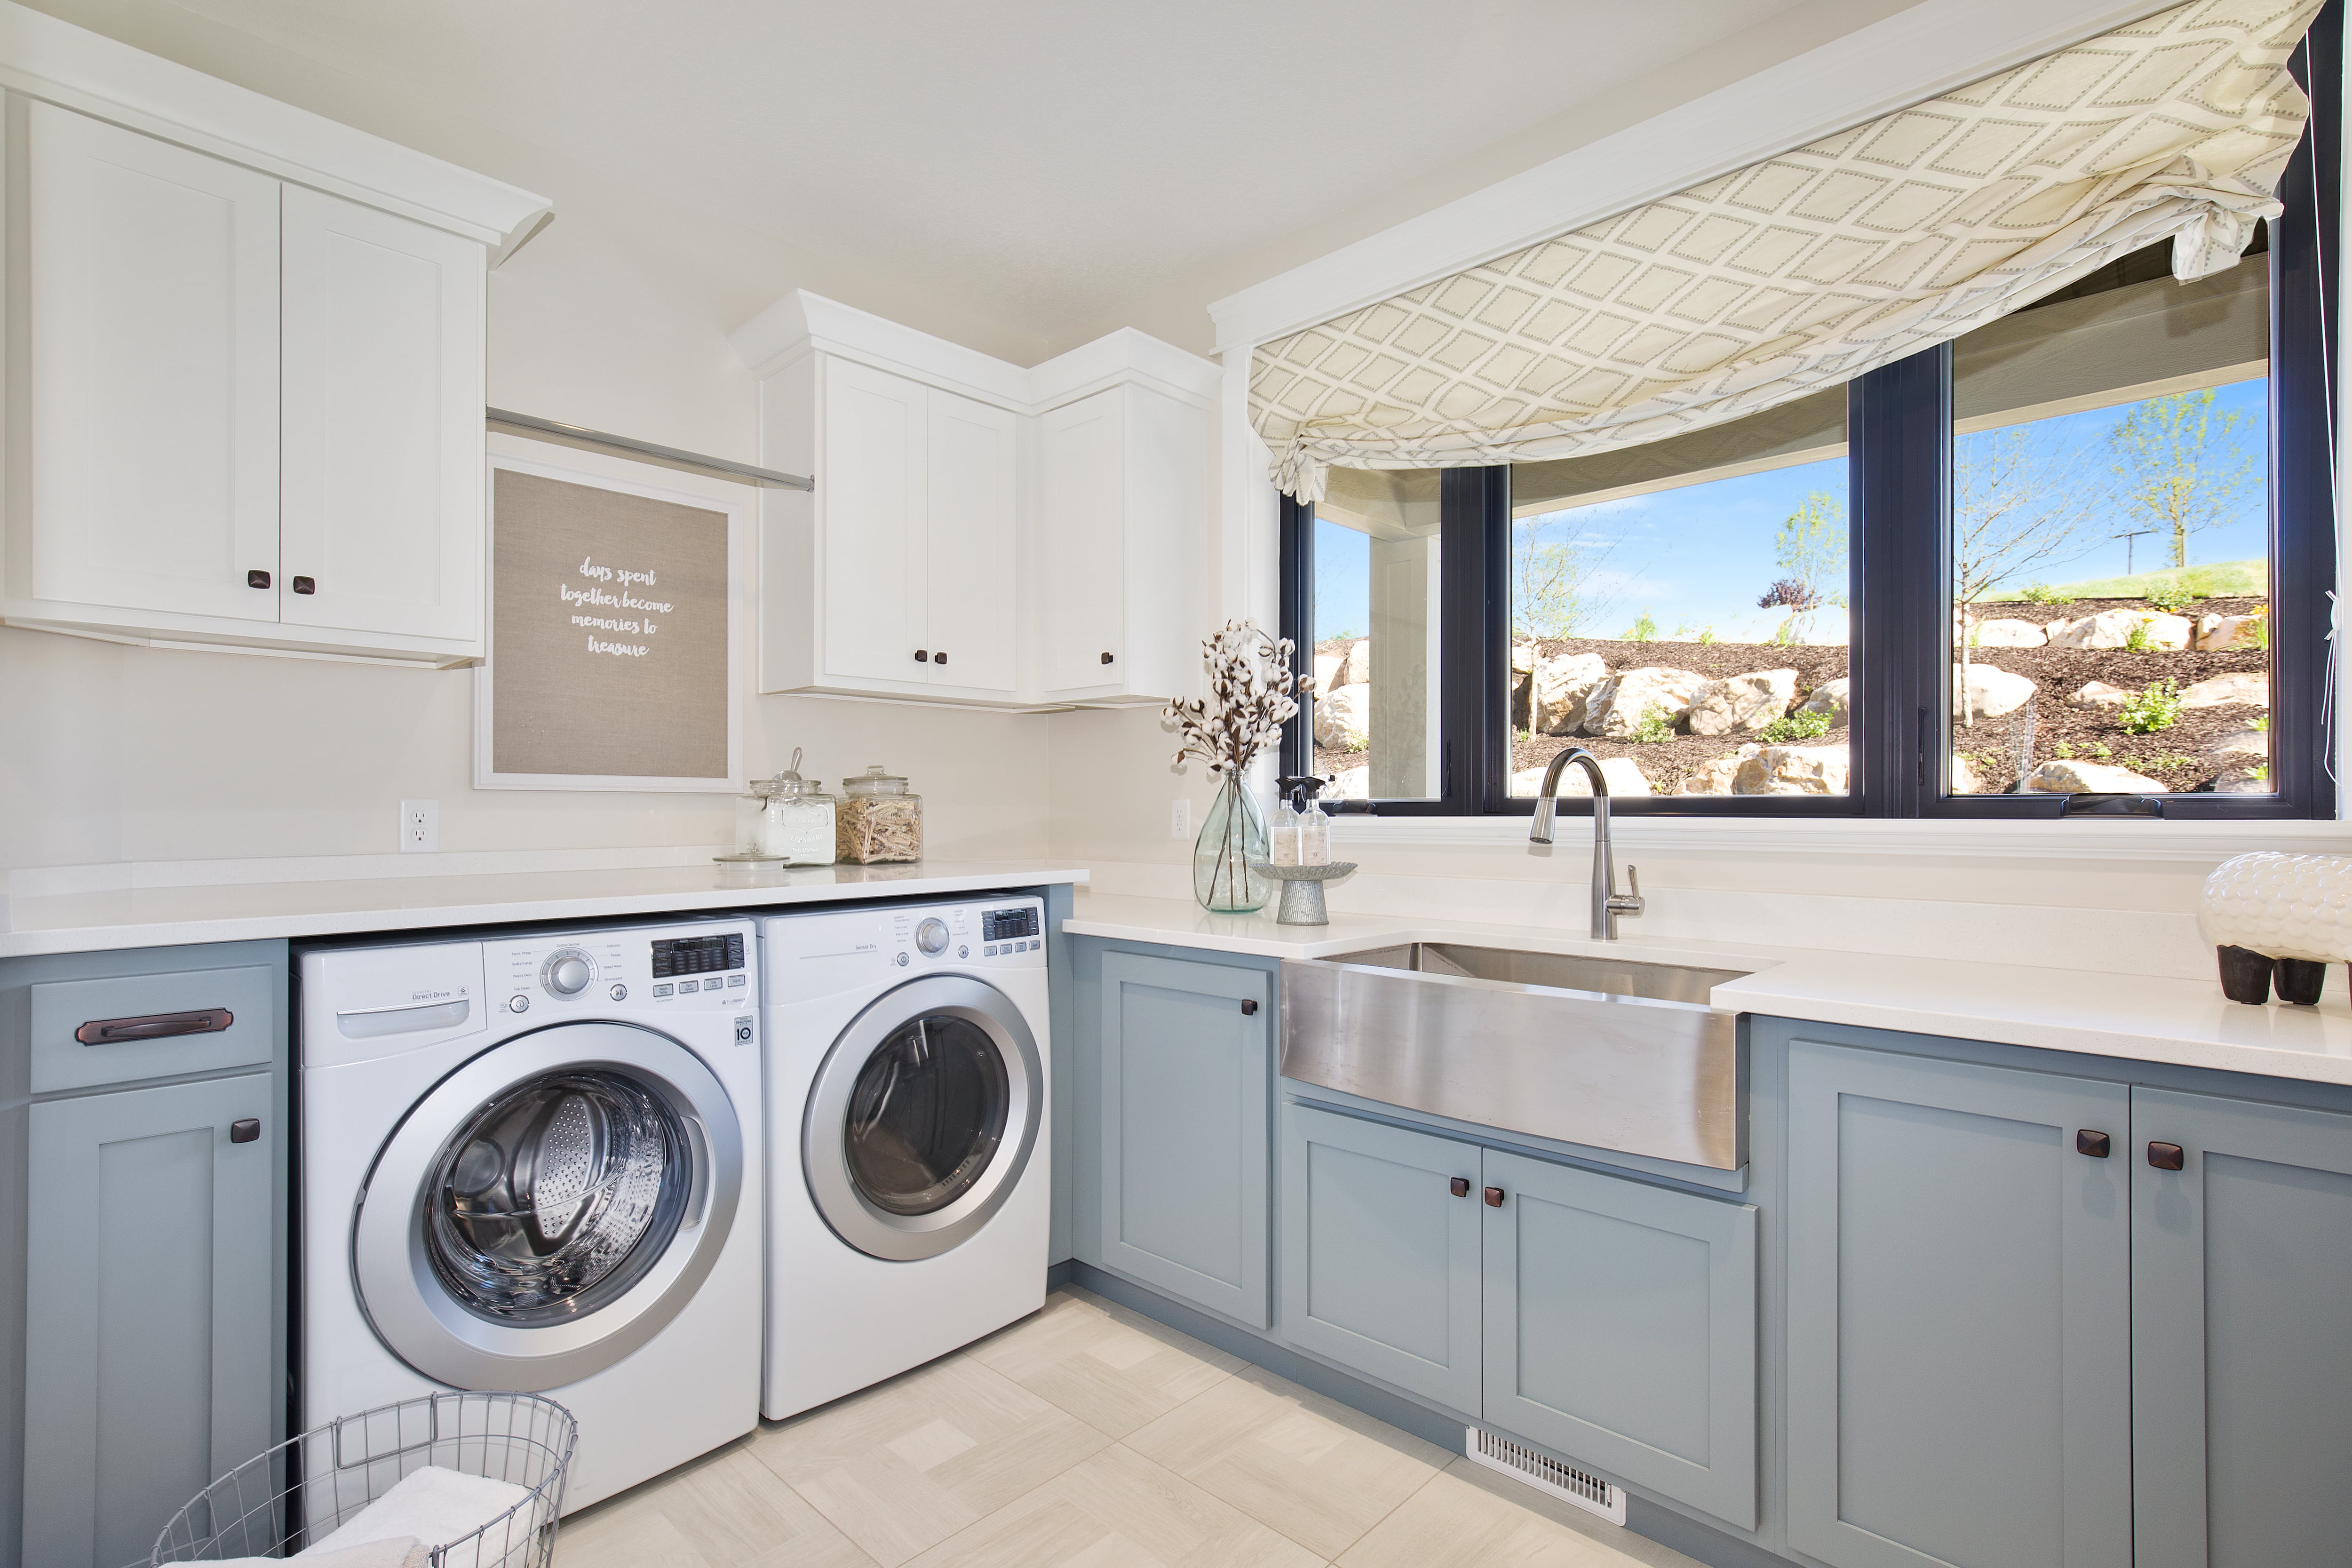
top-left (763, 897), bottom-right (1047, 998)
top-left (494, 921), bottom-right (756, 1016)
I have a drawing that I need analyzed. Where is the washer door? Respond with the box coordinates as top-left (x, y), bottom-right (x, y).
top-left (804, 975), bottom-right (1041, 1261)
top-left (352, 1021), bottom-right (742, 1391)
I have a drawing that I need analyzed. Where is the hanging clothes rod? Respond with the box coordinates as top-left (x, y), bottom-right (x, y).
top-left (486, 407), bottom-right (814, 491)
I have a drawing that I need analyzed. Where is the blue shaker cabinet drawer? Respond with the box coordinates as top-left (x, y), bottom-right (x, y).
top-left (29, 963), bottom-right (276, 1092)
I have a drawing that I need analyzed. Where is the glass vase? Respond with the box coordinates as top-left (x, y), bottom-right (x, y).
top-left (1193, 776), bottom-right (1272, 913)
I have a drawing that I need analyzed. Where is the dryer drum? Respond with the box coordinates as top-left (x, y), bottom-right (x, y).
top-left (426, 1068), bottom-right (691, 1323)
top-left (845, 1015), bottom-right (1009, 1218)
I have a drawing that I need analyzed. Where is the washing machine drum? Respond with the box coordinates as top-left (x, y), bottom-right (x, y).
top-left (353, 1021), bottom-right (742, 1391)
top-left (805, 974), bottom-right (1041, 1261)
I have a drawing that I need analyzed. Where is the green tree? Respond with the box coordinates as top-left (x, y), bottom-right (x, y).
top-left (1757, 492), bottom-right (1848, 642)
top-left (2107, 389), bottom-right (2259, 570)
top-left (1510, 511), bottom-right (1619, 639)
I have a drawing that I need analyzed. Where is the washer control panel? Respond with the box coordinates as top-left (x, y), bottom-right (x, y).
top-left (882, 898), bottom-right (1047, 970)
top-left (494, 922), bottom-right (755, 1015)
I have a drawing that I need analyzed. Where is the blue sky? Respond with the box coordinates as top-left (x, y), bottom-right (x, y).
top-left (1314, 379), bottom-right (2271, 643)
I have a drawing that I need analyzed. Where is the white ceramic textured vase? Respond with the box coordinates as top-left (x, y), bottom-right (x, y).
top-left (2196, 851), bottom-right (2352, 1004)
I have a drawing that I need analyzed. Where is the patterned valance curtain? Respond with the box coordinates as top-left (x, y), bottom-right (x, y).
top-left (1251, 0), bottom-right (2321, 502)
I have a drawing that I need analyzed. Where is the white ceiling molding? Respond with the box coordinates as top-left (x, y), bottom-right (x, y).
top-left (0, 0), bottom-right (549, 257)
top-left (1207, 0), bottom-right (2184, 356)
top-left (729, 289), bottom-right (1218, 414)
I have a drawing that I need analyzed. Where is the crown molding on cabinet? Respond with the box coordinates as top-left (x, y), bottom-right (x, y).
top-left (1206, 0), bottom-right (2176, 352)
top-left (729, 290), bottom-right (1219, 414)
top-left (0, 0), bottom-right (550, 259)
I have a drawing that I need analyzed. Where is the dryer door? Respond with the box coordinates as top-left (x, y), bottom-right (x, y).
top-left (805, 974), bottom-right (1041, 1261)
top-left (353, 1020), bottom-right (742, 1390)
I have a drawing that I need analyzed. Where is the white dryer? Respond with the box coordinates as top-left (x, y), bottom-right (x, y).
top-left (761, 896), bottom-right (1049, 1420)
top-left (299, 919), bottom-right (762, 1510)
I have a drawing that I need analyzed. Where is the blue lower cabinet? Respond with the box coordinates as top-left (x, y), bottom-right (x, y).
top-left (1277, 1102), bottom-right (1482, 1411)
top-left (2133, 1086), bottom-right (2352, 1568)
top-left (1094, 950), bottom-right (1272, 1325)
top-left (1786, 1039), bottom-right (2131, 1568)
top-left (1481, 1147), bottom-right (1759, 1530)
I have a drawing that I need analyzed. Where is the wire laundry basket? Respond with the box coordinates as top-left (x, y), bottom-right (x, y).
top-left (150, 1390), bottom-right (575, 1567)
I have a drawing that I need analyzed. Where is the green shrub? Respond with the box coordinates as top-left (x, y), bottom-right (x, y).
top-left (2246, 611), bottom-right (2271, 651)
top-left (1630, 706), bottom-right (1675, 744)
top-left (1756, 707), bottom-right (1833, 745)
top-left (2018, 582), bottom-right (2074, 605)
top-left (2144, 581), bottom-right (2201, 614)
top-left (2118, 678), bottom-right (2185, 735)
top-left (2122, 617), bottom-right (2155, 652)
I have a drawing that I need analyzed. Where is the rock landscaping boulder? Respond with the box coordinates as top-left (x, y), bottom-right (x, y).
top-left (2071, 680), bottom-right (2130, 708)
top-left (2046, 610), bottom-right (2193, 649)
top-left (1951, 754), bottom-right (1982, 794)
top-left (1520, 755), bottom-right (1653, 796)
top-left (1796, 676), bottom-right (1850, 726)
top-left (1585, 666), bottom-right (1707, 739)
top-left (2214, 770), bottom-right (2271, 794)
top-left (1954, 662), bottom-right (2036, 719)
top-left (1326, 640), bottom-right (1370, 688)
top-left (1313, 683), bottom-right (1369, 748)
top-left (1677, 750), bottom-right (1751, 796)
top-left (1328, 765), bottom-right (1369, 799)
top-left (2182, 673), bottom-right (2268, 708)
top-left (1312, 651), bottom-right (1344, 692)
top-left (1734, 742), bottom-right (1849, 795)
top-left (2210, 728), bottom-right (2268, 757)
top-left (1530, 652), bottom-right (1610, 735)
top-left (1970, 618), bottom-right (2048, 647)
top-left (2025, 759), bottom-right (2167, 793)
top-left (2195, 613), bottom-right (2265, 650)
top-left (1688, 669), bottom-right (1798, 736)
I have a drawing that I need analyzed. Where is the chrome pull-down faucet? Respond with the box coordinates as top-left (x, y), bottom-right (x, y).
top-left (1528, 746), bottom-right (1645, 940)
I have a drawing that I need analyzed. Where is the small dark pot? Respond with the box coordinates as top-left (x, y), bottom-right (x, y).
top-left (2217, 944), bottom-right (2275, 1005)
top-left (2276, 957), bottom-right (2327, 1006)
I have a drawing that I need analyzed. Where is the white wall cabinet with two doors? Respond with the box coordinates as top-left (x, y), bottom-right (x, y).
top-left (0, 10), bottom-right (548, 665)
top-left (734, 290), bottom-right (1214, 709)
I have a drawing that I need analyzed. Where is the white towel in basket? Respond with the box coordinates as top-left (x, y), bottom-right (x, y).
top-left (302, 1465), bottom-right (535, 1558)
top-left (207, 1537), bottom-right (425, 1567)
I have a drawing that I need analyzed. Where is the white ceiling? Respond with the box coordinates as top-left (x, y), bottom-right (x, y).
top-left (153, 0), bottom-right (1826, 356)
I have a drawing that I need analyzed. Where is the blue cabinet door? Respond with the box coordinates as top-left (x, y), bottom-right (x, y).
top-left (2133, 1086), bottom-right (2352, 1568)
top-left (1278, 1101), bottom-right (1482, 1411)
top-left (1095, 951), bottom-right (1271, 1325)
top-left (1482, 1146), bottom-right (1758, 1529)
top-left (21, 1072), bottom-right (276, 1568)
top-left (1786, 1040), bottom-right (2130, 1568)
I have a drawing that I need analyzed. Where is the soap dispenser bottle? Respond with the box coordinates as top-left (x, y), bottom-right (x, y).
top-left (1276, 776), bottom-right (1333, 867)
top-left (1271, 787), bottom-right (1304, 866)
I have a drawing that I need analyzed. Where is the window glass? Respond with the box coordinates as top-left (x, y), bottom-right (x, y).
top-left (1947, 237), bottom-right (2271, 797)
top-left (1505, 390), bottom-right (1851, 798)
top-left (1311, 466), bottom-right (1441, 800)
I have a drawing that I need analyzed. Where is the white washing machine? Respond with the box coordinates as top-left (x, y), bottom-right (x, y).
top-left (761, 896), bottom-right (1050, 1420)
top-left (299, 919), bottom-right (762, 1510)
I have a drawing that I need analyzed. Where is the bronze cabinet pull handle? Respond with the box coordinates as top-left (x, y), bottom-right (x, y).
top-left (229, 1119), bottom-right (261, 1144)
top-left (76, 1008), bottom-right (233, 1045)
top-left (2148, 1141), bottom-right (2186, 1171)
top-left (2076, 1130), bottom-right (2112, 1158)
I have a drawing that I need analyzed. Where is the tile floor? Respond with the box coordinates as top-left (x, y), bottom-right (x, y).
top-left (558, 1287), bottom-right (1704, 1568)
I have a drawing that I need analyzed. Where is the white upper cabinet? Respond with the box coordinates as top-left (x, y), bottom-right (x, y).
top-left (922, 388), bottom-right (1018, 696)
top-left (280, 185), bottom-right (485, 644)
top-left (736, 292), bottom-right (1212, 710)
top-left (0, 8), bottom-right (547, 665)
top-left (755, 346), bottom-right (1023, 704)
top-left (1036, 383), bottom-right (1203, 704)
top-left (25, 103), bottom-right (281, 625)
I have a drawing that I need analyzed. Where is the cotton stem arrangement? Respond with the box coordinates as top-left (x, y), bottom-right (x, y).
top-left (1164, 620), bottom-right (1310, 777)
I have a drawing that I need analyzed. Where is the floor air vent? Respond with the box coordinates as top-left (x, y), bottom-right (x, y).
top-left (1464, 1426), bottom-right (1628, 1526)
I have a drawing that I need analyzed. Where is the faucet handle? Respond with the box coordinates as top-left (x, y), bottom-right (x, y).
top-left (1611, 864), bottom-right (1645, 915)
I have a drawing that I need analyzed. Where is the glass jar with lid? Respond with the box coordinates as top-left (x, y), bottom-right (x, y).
top-left (760, 749), bottom-right (838, 865)
top-left (731, 777), bottom-right (777, 857)
top-left (837, 764), bottom-right (923, 863)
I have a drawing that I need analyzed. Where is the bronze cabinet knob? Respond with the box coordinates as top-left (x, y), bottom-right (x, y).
top-left (2076, 1130), bottom-right (2112, 1158)
top-left (1450, 1177), bottom-right (1470, 1198)
top-left (2148, 1141), bottom-right (2186, 1171)
top-left (1483, 1186), bottom-right (1505, 1208)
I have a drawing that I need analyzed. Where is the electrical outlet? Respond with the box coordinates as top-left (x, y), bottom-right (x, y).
top-left (399, 799), bottom-right (439, 853)
top-left (1170, 798), bottom-right (1191, 839)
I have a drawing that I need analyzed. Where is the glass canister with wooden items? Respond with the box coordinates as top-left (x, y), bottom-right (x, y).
top-left (837, 764), bottom-right (923, 863)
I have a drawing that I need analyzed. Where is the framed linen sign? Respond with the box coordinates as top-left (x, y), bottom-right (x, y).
top-left (475, 451), bottom-right (745, 791)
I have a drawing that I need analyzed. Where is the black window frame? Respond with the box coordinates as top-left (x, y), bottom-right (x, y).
top-left (1283, 5), bottom-right (2339, 822)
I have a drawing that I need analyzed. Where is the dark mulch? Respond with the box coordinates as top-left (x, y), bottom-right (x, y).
top-left (1311, 595), bottom-right (2271, 795)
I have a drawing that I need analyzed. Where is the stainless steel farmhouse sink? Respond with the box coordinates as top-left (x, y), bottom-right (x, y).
top-left (1279, 942), bottom-right (1750, 1170)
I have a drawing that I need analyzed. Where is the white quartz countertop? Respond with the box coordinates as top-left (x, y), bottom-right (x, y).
top-left (1062, 892), bottom-right (2352, 1088)
top-left (0, 860), bottom-right (1088, 958)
